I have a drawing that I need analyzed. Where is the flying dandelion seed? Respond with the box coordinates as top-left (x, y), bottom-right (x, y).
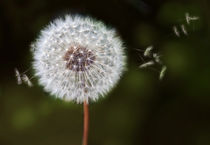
top-left (143, 45), bottom-right (153, 57)
top-left (31, 14), bottom-right (126, 103)
top-left (15, 68), bottom-right (22, 85)
top-left (181, 24), bottom-right (188, 35)
top-left (22, 74), bottom-right (33, 87)
top-left (138, 45), bottom-right (167, 80)
top-left (153, 53), bottom-right (162, 64)
top-left (159, 65), bottom-right (167, 80)
top-left (185, 12), bottom-right (199, 24)
top-left (139, 61), bottom-right (154, 68)
top-left (173, 26), bottom-right (180, 37)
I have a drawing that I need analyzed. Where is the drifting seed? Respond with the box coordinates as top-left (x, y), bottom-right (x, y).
top-left (181, 24), bottom-right (188, 35)
top-left (14, 68), bottom-right (22, 85)
top-left (159, 65), bottom-right (167, 80)
top-left (22, 74), bottom-right (33, 87)
top-left (144, 45), bottom-right (153, 57)
top-left (185, 13), bottom-right (190, 24)
top-left (153, 53), bottom-right (162, 64)
top-left (139, 61), bottom-right (154, 68)
top-left (173, 26), bottom-right (180, 37)
top-left (185, 13), bottom-right (199, 24)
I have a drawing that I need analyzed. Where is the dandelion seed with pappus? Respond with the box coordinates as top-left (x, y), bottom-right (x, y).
top-left (31, 14), bottom-right (126, 145)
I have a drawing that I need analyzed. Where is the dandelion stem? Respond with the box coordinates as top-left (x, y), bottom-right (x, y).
top-left (83, 101), bottom-right (89, 145)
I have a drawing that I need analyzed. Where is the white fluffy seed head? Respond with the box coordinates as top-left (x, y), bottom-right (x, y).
top-left (31, 14), bottom-right (126, 104)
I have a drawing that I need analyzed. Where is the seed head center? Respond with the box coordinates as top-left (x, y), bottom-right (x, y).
top-left (64, 45), bottom-right (95, 72)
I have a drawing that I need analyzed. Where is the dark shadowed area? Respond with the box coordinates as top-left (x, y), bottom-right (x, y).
top-left (0, 0), bottom-right (210, 145)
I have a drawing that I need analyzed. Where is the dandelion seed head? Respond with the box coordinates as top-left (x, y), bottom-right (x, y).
top-left (32, 14), bottom-right (126, 103)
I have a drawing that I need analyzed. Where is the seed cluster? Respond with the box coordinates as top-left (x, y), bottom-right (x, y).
top-left (64, 45), bottom-right (95, 72)
top-left (32, 15), bottom-right (126, 103)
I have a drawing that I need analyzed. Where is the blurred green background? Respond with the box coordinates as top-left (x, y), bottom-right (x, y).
top-left (1, 0), bottom-right (210, 145)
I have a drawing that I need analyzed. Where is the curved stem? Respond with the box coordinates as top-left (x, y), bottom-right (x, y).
top-left (83, 101), bottom-right (89, 145)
